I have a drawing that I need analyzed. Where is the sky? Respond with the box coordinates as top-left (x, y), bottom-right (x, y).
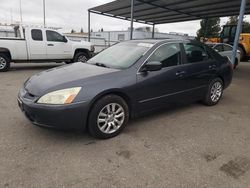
top-left (0, 0), bottom-right (247, 36)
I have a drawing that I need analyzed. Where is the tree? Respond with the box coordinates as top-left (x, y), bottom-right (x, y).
top-left (226, 16), bottom-right (250, 33)
top-left (71, 29), bottom-right (76, 33)
top-left (80, 28), bottom-right (84, 33)
top-left (197, 18), bottom-right (221, 39)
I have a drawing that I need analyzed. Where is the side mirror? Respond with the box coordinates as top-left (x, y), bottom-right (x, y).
top-left (141, 61), bottom-right (162, 72)
top-left (63, 36), bottom-right (68, 43)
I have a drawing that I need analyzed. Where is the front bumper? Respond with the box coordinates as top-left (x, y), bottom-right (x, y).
top-left (18, 93), bottom-right (89, 130)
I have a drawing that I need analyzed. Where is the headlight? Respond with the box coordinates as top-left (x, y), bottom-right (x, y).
top-left (37, 87), bottom-right (81, 105)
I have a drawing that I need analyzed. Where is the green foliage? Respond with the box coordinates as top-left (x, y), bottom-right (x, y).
top-left (197, 18), bottom-right (221, 39)
top-left (226, 16), bottom-right (250, 33)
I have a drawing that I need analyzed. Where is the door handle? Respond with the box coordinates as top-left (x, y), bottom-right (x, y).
top-left (209, 65), bottom-right (217, 70)
top-left (47, 44), bottom-right (54, 46)
top-left (176, 71), bottom-right (186, 76)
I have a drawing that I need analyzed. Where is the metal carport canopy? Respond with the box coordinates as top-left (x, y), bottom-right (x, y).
top-left (88, 0), bottom-right (250, 65)
top-left (89, 0), bottom-right (250, 25)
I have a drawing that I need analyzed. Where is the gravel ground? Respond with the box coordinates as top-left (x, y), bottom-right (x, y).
top-left (0, 62), bottom-right (250, 188)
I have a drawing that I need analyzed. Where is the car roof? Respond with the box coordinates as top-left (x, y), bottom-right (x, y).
top-left (127, 38), bottom-right (192, 45)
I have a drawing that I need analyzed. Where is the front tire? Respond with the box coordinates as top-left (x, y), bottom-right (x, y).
top-left (73, 52), bottom-right (88, 63)
top-left (203, 78), bottom-right (224, 106)
top-left (0, 53), bottom-right (10, 72)
top-left (88, 95), bottom-right (129, 139)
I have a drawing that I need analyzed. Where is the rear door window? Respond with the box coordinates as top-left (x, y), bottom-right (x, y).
top-left (31, 29), bottom-right (43, 41)
top-left (223, 45), bottom-right (233, 51)
top-left (214, 45), bottom-right (223, 52)
top-left (183, 43), bottom-right (209, 64)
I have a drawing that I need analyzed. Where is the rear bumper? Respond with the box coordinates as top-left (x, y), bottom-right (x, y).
top-left (18, 97), bottom-right (89, 130)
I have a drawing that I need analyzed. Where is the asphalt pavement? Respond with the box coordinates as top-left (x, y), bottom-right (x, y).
top-left (1, 62), bottom-right (250, 188)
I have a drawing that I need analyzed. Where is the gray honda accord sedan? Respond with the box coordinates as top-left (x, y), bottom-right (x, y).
top-left (18, 39), bottom-right (233, 139)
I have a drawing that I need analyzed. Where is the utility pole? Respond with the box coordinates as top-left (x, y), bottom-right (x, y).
top-left (130, 0), bottom-right (134, 40)
top-left (19, 0), bottom-right (23, 24)
top-left (43, 0), bottom-right (46, 27)
top-left (10, 8), bottom-right (13, 24)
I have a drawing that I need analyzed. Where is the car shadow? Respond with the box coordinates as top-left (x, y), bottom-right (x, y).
top-left (30, 101), bottom-right (202, 142)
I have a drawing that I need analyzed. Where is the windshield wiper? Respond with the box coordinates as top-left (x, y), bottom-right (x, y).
top-left (94, 62), bottom-right (110, 68)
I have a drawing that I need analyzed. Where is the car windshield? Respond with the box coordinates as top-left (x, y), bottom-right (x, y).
top-left (88, 41), bottom-right (153, 69)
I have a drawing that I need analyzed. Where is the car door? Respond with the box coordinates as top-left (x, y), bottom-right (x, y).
top-left (182, 42), bottom-right (218, 99)
top-left (222, 44), bottom-right (233, 60)
top-left (27, 29), bottom-right (47, 59)
top-left (46, 30), bottom-right (72, 59)
top-left (135, 43), bottom-right (190, 112)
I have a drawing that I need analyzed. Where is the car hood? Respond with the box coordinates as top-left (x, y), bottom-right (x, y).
top-left (25, 63), bottom-right (119, 96)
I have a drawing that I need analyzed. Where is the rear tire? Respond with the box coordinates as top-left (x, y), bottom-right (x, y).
top-left (0, 53), bottom-right (10, 72)
top-left (88, 95), bottom-right (129, 139)
top-left (73, 52), bottom-right (88, 63)
top-left (203, 78), bottom-right (224, 106)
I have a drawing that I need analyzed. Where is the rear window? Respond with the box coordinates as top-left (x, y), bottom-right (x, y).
top-left (223, 45), bottom-right (233, 51)
top-left (31, 29), bottom-right (43, 41)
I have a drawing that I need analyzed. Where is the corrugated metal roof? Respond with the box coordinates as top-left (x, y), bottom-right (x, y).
top-left (89, 0), bottom-right (250, 25)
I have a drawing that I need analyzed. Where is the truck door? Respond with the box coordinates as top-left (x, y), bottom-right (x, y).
top-left (27, 29), bottom-right (47, 59)
top-left (45, 30), bottom-right (72, 60)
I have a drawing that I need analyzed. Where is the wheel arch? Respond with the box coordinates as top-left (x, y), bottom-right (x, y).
top-left (74, 48), bottom-right (90, 58)
top-left (217, 75), bottom-right (225, 87)
top-left (86, 89), bottom-right (133, 127)
top-left (0, 48), bottom-right (11, 60)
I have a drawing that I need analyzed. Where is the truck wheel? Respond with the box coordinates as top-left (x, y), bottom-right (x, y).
top-left (238, 46), bottom-right (245, 61)
top-left (73, 52), bottom-right (88, 63)
top-left (0, 53), bottom-right (10, 72)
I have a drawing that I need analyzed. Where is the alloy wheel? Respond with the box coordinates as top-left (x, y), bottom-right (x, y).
top-left (210, 81), bottom-right (223, 102)
top-left (97, 103), bottom-right (125, 134)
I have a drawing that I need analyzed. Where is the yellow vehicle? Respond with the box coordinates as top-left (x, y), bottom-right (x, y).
top-left (206, 37), bottom-right (220, 43)
top-left (219, 25), bottom-right (250, 60)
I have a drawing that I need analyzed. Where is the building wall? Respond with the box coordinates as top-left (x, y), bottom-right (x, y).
top-left (91, 30), bottom-right (193, 44)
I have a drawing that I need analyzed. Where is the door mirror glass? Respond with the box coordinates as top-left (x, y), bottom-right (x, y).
top-left (142, 61), bottom-right (162, 72)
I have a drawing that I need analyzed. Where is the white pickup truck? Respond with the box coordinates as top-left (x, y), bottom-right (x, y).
top-left (0, 26), bottom-right (94, 72)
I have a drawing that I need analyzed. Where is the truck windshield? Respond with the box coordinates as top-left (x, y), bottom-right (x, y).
top-left (88, 41), bottom-right (153, 69)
